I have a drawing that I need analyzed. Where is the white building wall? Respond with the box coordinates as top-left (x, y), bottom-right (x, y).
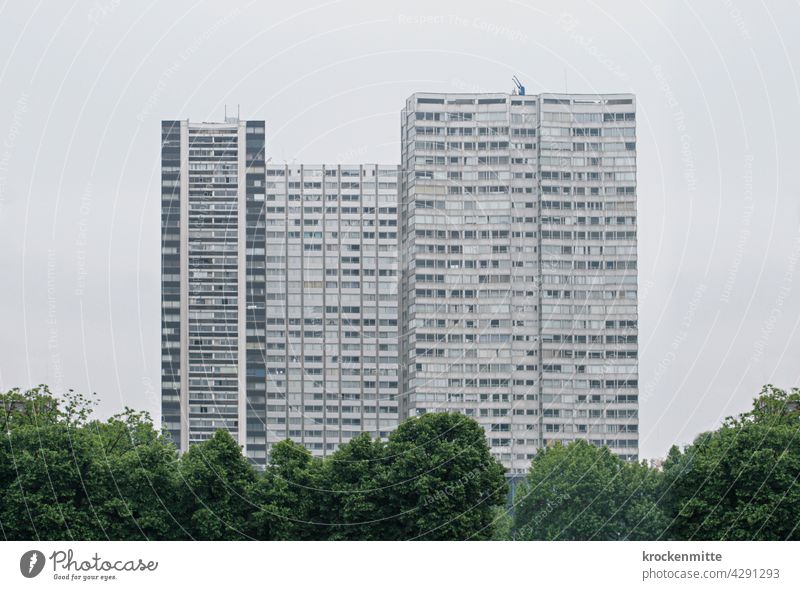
top-left (399, 92), bottom-right (638, 473)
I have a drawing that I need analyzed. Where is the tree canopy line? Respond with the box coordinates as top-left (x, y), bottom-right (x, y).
top-left (1, 385), bottom-right (798, 541)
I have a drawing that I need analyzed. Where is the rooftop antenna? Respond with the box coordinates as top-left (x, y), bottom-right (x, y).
top-left (512, 76), bottom-right (525, 96)
top-left (224, 104), bottom-right (241, 123)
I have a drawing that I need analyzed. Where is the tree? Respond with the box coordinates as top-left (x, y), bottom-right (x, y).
top-left (490, 506), bottom-right (512, 540)
top-left (729, 384), bottom-right (800, 428)
top-left (660, 386), bottom-right (800, 541)
top-left (511, 440), bottom-right (667, 540)
top-left (249, 439), bottom-right (323, 540)
top-left (317, 433), bottom-right (387, 540)
top-left (0, 385), bottom-right (63, 431)
top-left (1, 386), bottom-right (63, 503)
top-left (176, 429), bottom-right (259, 540)
top-left (0, 386), bottom-right (114, 540)
top-left (1, 419), bottom-right (110, 540)
top-left (0, 387), bottom-right (185, 540)
top-left (88, 409), bottom-right (184, 540)
top-left (377, 412), bottom-right (508, 540)
top-left (3, 388), bottom-right (511, 541)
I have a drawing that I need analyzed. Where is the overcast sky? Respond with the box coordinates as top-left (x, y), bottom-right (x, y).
top-left (0, 0), bottom-right (798, 459)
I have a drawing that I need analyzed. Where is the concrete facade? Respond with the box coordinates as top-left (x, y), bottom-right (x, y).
top-left (162, 90), bottom-right (638, 472)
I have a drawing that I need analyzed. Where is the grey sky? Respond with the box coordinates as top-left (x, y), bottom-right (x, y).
top-left (0, 0), bottom-right (798, 460)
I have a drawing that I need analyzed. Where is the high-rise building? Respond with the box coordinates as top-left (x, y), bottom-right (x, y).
top-left (399, 92), bottom-right (638, 475)
top-left (260, 164), bottom-right (400, 460)
top-left (160, 117), bottom-right (266, 455)
top-left (161, 124), bottom-right (399, 465)
top-left (162, 89), bottom-right (638, 473)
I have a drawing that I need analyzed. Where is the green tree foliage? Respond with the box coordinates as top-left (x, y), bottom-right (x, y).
top-left (6, 384), bottom-right (797, 541)
top-left (250, 439), bottom-right (323, 540)
top-left (490, 506), bottom-right (512, 540)
top-left (257, 415), bottom-right (509, 541)
top-left (86, 409), bottom-right (184, 540)
top-left (177, 429), bottom-right (260, 540)
top-left (377, 412), bottom-right (508, 540)
top-left (1, 416), bottom-right (109, 540)
top-left (317, 433), bottom-right (387, 540)
top-left (510, 440), bottom-right (667, 540)
top-left (0, 386), bottom-right (181, 540)
top-left (0, 386), bottom-right (507, 541)
top-left (729, 384), bottom-right (800, 428)
top-left (660, 385), bottom-right (800, 540)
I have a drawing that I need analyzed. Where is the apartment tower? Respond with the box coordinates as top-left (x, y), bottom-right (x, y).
top-left (161, 121), bottom-right (399, 466)
top-left (399, 92), bottom-right (638, 475)
top-left (261, 164), bottom-right (400, 457)
top-left (160, 117), bottom-right (266, 457)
